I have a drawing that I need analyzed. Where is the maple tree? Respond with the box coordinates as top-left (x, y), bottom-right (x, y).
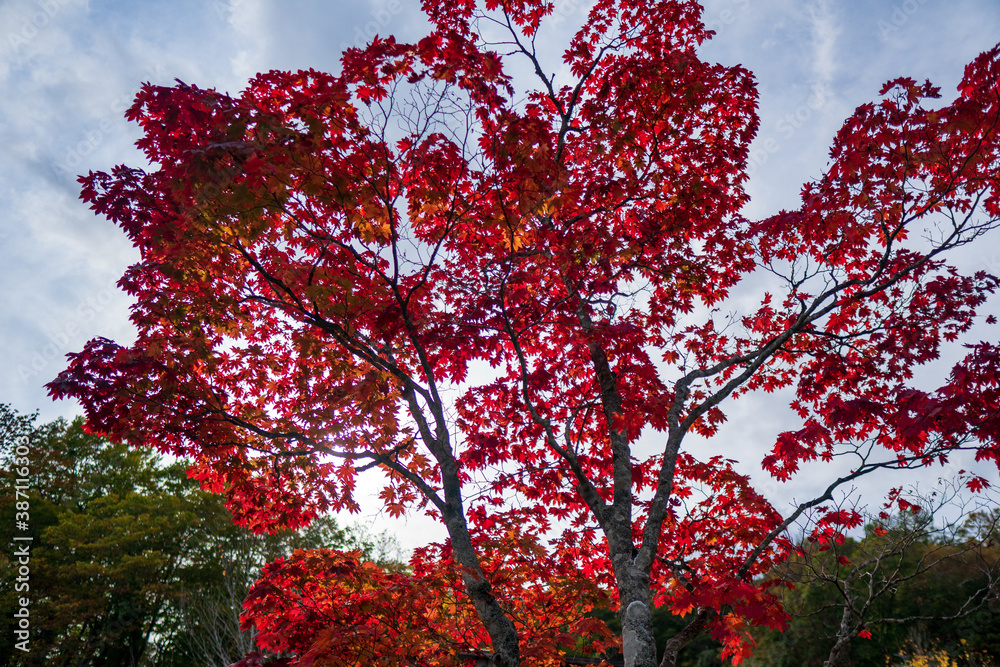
top-left (47, 1), bottom-right (1000, 665)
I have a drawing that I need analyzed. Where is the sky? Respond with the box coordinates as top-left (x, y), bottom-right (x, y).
top-left (2, 0), bottom-right (999, 552)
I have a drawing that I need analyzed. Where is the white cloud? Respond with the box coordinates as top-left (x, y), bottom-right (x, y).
top-left (805, 0), bottom-right (840, 101)
top-left (226, 0), bottom-right (273, 83)
top-left (0, 0), bottom-right (90, 84)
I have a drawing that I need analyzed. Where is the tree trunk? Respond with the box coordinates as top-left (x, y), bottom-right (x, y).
top-left (613, 547), bottom-right (657, 667)
top-left (823, 605), bottom-right (854, 667)
top-left (439, 454), bottom-right (521, 667)
top-left (622, 599), bottom-right (657, 667)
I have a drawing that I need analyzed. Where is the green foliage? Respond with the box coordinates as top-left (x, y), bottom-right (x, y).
top-left (0, 405), bottom-right (402, 666)
top-left (747, 512), bottom-right (1000, 667)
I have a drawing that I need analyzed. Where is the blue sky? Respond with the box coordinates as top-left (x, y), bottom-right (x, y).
top-left (2, 0), bottom-right (999, 548)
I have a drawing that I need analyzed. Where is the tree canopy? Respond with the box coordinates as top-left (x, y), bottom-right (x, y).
top-left (47, 1), bottom-right (1000, 665)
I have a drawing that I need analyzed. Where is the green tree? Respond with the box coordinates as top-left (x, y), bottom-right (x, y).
top-left (748, 492), bottom-right (1000, 667)
top-left (1, 406), bottom-right (226, 666)
top-left (1, 405), bottom-right (402, 666)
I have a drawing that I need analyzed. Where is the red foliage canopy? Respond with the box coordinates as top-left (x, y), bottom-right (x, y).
top-left (49, 1), bottom-right (1000, 666)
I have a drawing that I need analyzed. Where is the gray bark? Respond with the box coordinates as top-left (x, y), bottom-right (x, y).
top-left (622, 600), bottom-right (657, 667)
top-left (823, 604), bottom-right (855, 667)
top-left (609, 539), bottom-right (658, 667)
